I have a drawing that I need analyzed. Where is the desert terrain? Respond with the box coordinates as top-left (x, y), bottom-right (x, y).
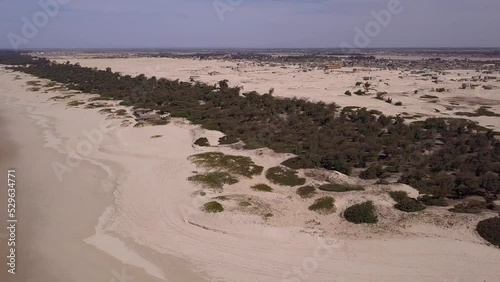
top-left (1, 53), bottom-right (500, 281)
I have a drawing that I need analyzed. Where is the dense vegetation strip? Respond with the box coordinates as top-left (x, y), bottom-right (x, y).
top-left (1, 51), bottom-right (499, 204)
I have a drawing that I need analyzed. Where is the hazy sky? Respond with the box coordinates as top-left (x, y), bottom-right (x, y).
top-left (1, 0), bottom-right (499, 49)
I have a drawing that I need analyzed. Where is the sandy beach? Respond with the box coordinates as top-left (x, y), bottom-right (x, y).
top-left (1, 59), bottom-right (500, 282)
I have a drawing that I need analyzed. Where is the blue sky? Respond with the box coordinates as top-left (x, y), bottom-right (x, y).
top-left (0, 0), bottom-right (499, 49)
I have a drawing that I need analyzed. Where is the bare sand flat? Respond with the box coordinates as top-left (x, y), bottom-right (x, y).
top-left (1, 61), bottom-right (500, 282)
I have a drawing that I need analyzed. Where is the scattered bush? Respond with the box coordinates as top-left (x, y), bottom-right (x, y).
top-left (203, 201), bottom-right (224, 213)
top-left (420, 95), bottom-right (438, 99)
top-left (115, 109), bottom-right (127, 116)
top-left (308, 197), bottom-right (335, 214)
top-left (449, 200), bottom-right (487, 214)
top-left (251, 184), bottom-right (273, 192)
top-left (296, 185), bottom-right (317, 198)
top-left (190, 152), bottom-right (263, 178)
top-left (266, 166), bottom-right (306, 186)
top-left (374, 179), bottom-right (390, 185)
top-left (67, 100), bottom-right (85, 107)
top-left (318, 183), bottom-right (364, 192)
top-left (218, 135), bottom-right (239, 145)
top-left (150, 135), bottom-right (163, 139)
top-left (395, 197), bottom-right (426, 212)
top-left (359, 165), bottom-right (384, 180)
top-left (188, 171), bottom-right (238, 190)
top-left (354, 89), bottom-right (365, 96)
top-left (476, 217), bottom-right (500, 247)
top-left (194, 137), bottom-right (210, 147)
top-left (344, 90), bottom-right (352, 96)
top-left (394, 101), bottom-right (403, 106)
top-left (390, 191), bottom-right (426, 212)
top-left (418, 195), bottom-right (448, 207)
top-left (344, 201), bottom-right (378, 224)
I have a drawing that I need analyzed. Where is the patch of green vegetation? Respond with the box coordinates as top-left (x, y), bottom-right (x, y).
top-left (98, 108), bottom-right (113, 114)
top-left (67, 100), bottom-right (85, 107)
top-left (190, 152), bottom-right (263, 178)
top-left (194, 137), bottom-right (210, 147)
top-left (239, 201), bottom-right (252, 207)
top-left (265, 166), bottom-right (306, 187)
top-left (449, 200), bottom-right (487, 214)
top-left (134, 119), bottom-right (169, 127)
top-left (218, 135), bottom-right (239, 145)
top-left (359, 165), bottom-right (384, 180)
top-left (308, 196), bottom-right (335, 214)
top-left (389, 191), bottom-right (426, 212)
top-left (343, 201), bottom-right (378, 224)
top-left (85, 103), bottom-right (109, 109)
top-left (45, 81), bottom-right (57, 87)
top-left (50, 94), bottom-right (74, 101)
top-left (455, 107), bottom-right (500, 117)
top-left (420, 95), bottom-right (439, 99)
top-left (251, 184), bottom-right (273, 192)
top-left (150, 135), bottom-right (163, 139)
top-left (214, 195), bottom-right (228, 201)
top-left (26, 80), bottom-right (41, 86)
top-left (394, 101), bottom-right (403, 106)
top-left (374, 179), bottom-right (390, 185)
top-left (115, 109), bottom-right (127, 116)
top-left (344, 90), bottom-right (352, 96)
top-left (203, 201), bottom-right (224, 213)
top-left (188, 171), bottom-right (238, 190)
top-left (418, 195), bottom-right (448, 207)
top-left (264, 213), bottom-right (274, 219)
top-left (296, 185), bottom-right (317, 198)
top-left (318, 183), bottom-right (364, 192)
top-left (476, 217), bottom-right (500, 247)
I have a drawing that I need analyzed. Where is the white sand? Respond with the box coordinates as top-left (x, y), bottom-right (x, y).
top-left (1, 61), bottom-right (500, 282)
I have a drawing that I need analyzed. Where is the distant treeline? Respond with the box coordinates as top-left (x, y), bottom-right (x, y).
top-left (0, 51), bottom-right (499, 203)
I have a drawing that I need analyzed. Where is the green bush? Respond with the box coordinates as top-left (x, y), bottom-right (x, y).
top-left (190, 152), bottom-right (263, 178)
top-left (449, 200), bottom-right (487, 214)
top-left (389, 191), bottom-right (408, 203)
top-left (395, 197), bottom-right (426, 212)
top-left (374, 179), bottom-right (390, 185)
top-left (390, 191), bottom-right (426, 212)
top-left (203, 201), bottom-right (224, 213)
top-left (251, 184), bottom-right (273, 192)
top-left (308, 197), bottom-right (335, 214)
top-left (296, 185), bottom-right (317, 198)
top-left (239, 201), bottom-right (252, 207)
top-left (359, 165), bottom-right (384, 179)
top-left (265, 166), bottom-right (306, 187)
top-left (418, 195), bottom-right (448, 207)
top-left (476, 217), bottom-right (500, 247)
top-left (194, 137), bottom-right (210, 147)
top-left (188, 171), bottom-right (238, 190)
top-left (219, 135), bottom-right (239, 145)
top-left (344, 201), bottom-right (378, 224)
top-left (318, 183), bottom-right (364, 192)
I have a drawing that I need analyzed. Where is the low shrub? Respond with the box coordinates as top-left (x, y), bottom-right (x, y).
top-left (188, 171), bottom-right (238, 190)
top-left (394, 101), bottom-right (403, 106)
top-left (251, 184), bottom-right (273, 192)
top-left (203, 201), bottom-right (224, 213)
top-left (190, 152), bottom-right (263, 177)
top-left (219, 135), bottom-right (239, 145)
top-left (344, 201), bottom-right (378, 224)
top-left (359, 165), bottom-right (384, 180)
top-left (418, 195), bottom-right (448, 207)
top-left (344, 90), bottom-right (352, 96)
top-left (265, 166), bottom-right (306, 187)
top-left (449, 200), bottom-right (487, 214)
top-left (374, 179), bottom-right (390, 185)
top-left (390, 191), bottom-right (426, 212)
top-left (308, 197), bottom-right (335, 214)
top-left (476, 217), bottom-right (500, 247)
top-left (239, 201), bottom-right (252, 207)
top-left (296, 185), bottom-right (317, 198)
top-left (395, 197), bottom-right (426, 212)
top-left (318, 183), bottom-right (364, 192)
top-left (194, 137), bottom-right (210, 147)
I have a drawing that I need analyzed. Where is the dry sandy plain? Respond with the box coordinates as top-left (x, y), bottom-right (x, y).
top-left (0, 56), bottom-right (500, 282)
